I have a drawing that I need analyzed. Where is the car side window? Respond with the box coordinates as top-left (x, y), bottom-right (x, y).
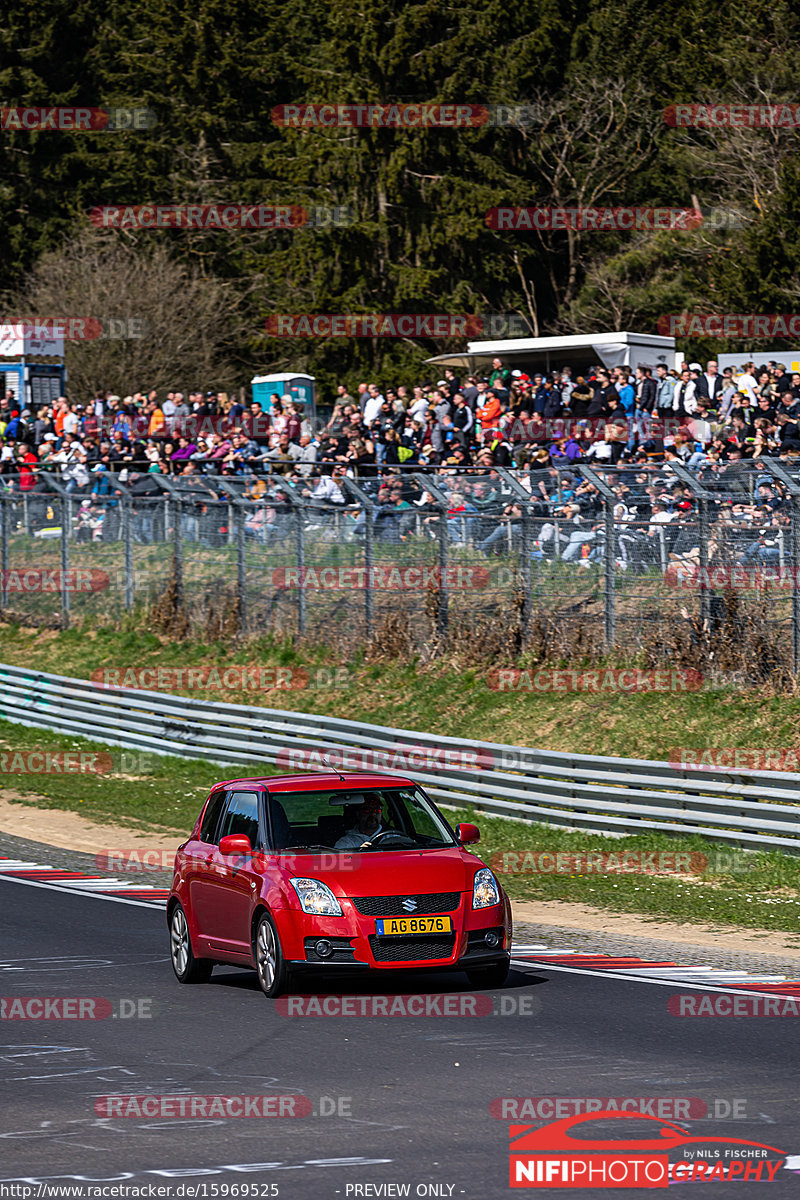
top-left (199, 790), bottom-right (227, 844)
top-left (217, 790), bottom-right (261, 848)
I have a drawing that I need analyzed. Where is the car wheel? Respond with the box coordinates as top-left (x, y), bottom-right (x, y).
top-left (169, 904), bottom-right (213, 984)
top-left (255, 912), bottom-right (293, 998)
top-left (465, 959), bottom-right (510, 989)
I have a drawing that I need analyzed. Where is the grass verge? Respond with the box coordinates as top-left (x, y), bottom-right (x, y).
top-left (0, 716), bottom-right (798, 935)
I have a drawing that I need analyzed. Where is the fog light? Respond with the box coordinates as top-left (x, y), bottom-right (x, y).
top-left (315, 939), bottom-right (333, 959)
top-left (485, 931), bottom-right (500, 948)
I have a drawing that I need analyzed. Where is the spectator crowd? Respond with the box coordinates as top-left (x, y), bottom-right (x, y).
top-left (0, 357), bottom-right (798, 569)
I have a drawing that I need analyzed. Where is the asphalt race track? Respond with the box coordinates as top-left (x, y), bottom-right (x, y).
top-left (1, 879), bottom-right (799, 1196)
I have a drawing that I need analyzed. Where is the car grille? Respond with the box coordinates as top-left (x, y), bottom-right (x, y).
top-left (353, 891), bottom-right (461, 916)
top-left (369, 935), bottom-right (456, 962)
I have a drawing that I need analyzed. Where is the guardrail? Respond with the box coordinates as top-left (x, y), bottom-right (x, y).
top-left (0, 662), bottom-right (798, 851)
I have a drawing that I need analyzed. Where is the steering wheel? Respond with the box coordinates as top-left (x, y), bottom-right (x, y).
top-left (360, 830), bottom-right (417, 849)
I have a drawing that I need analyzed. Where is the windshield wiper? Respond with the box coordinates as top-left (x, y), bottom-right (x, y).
top-left (280, 844), bottom-right (337, 853)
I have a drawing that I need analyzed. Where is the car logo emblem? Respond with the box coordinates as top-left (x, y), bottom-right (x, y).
top-left (402, 898), bottom-right (417, 912)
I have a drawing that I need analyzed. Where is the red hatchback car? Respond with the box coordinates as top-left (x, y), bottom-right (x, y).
top-left (167, 771), bottom-right (512, 997)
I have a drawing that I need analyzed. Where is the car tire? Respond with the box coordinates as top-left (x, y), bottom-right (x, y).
top-left (254, 912), bottom-right (294, 998)
top-left (465, 958), bottom-right (510, 989)
top-left (169, 904), bottom-right (213, 984)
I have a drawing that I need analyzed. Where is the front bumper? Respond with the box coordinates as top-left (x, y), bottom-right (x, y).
top-left (287, 915), bottom-right (509, 973)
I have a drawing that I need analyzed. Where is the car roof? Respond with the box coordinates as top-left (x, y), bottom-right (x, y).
top-left (210, 772), bottom-right (415, 793)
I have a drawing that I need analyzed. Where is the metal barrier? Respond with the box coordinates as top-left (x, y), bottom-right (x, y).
top-left (0, 662), bottom-right (798, 851)
top-left (3, 462), bottom-right (800, 670)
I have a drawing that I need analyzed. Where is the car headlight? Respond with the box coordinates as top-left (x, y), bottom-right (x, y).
top-left (472, 868), bottom-right (500, 909)
top-left (289, 877), bottom-right (343, 916)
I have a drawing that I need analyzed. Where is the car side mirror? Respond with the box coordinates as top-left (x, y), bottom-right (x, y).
top-left (219, 834), bottom-right (253, 857)
top-left (456, 822), bottom-right (480, 846)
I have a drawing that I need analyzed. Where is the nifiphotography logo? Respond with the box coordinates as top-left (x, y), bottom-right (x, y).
top-left (508, 1111), bottom-right (787, 1187)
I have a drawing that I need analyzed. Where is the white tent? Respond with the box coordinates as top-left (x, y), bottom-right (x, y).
top-left (426, 330), bottom-right (680, 375)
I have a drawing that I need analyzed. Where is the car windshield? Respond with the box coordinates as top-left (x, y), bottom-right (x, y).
top-left (265, 786), bottom-right (457, 853)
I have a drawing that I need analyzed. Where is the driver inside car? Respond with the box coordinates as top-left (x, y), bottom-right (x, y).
top-left (334, 795), bottom-right (385, 849)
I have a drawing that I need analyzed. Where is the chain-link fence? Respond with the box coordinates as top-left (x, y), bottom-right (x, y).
top-left (1, 461), bottom-right (799, 673)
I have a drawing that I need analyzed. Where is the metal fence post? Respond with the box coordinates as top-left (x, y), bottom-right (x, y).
top-left (172, 497), bottom-right (183, 608)
top-left (698, 495), bottom-right (710, 631)
top-left (604, 494), bottom-right (615, 648)
top-left (60, 495), bottom-right (71, 629)
top-left (414, 474), bottom-right (450, 642)
top-left (496, 467), bottom-right (534, 644)
top-left (123, 498), bottom-right (134, 611)
top-left (0, 493), bottom-right (8, 609)
top-left (762, 460), bottom-right (800, 674)
top-left (577, 465), bottom-right (617, 650)
top-left (237, 502), bottom-right (247, 636)
top-left (295, 498), bottom-right (306, 636)
top-left (342, 478), bottom-right (374, 637)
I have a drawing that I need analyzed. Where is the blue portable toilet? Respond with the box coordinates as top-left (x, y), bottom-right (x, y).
top-left (251, 372), bottom-right (315, 420)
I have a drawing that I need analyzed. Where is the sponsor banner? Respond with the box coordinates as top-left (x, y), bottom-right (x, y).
top-left (87, 205), bottom-right (353, 230)
top-left (265, 312), bottom-right (534, 339)
top-left (1, 568), bottom-right (109, 594)
top-left (0, 751), bottom-right (113, 775)
top-left (0, 107), bottom-right (156, 132)
top-left (658, 313), bottom-right (800, 338)
top-left (665, 564), bottom-right (800, 591)
top-left (90, 665), bottom-right (312, 692)
top-left (490, 850), bottom-right (706, 876)
top-left (669, 994), bottom-right (800, 1017)
top-left (486, 207), bottom-right (701, 232)
top-left (94, 1094), bottom-right (311, 1118)
top-left (664, 103), bottom-right (800, 128)
top-left (487, 668), bottom-right (704, 694)
top-left (271, 565), bottom-right (490, 591)
top-left (274, 743), bottom-right (494, 773)
top-left (271, 102), bottom-right (540, 128)
top-left (277, 994), bottom-right (539, 1017)
top-left (0, 997), bottom-right (152, 1019)
top-left (670, 747), bottom-right (800, 773)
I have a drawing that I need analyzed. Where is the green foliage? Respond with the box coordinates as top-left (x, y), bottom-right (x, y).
top-left (3, 0), bottom-right (800, 388)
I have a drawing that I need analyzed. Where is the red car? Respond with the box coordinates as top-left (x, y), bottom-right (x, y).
top-left (167, 771), bottom-right (512, 997)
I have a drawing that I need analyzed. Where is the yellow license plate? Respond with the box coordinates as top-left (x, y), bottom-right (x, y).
top-left (375, 915), bottom-right (453, 936)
